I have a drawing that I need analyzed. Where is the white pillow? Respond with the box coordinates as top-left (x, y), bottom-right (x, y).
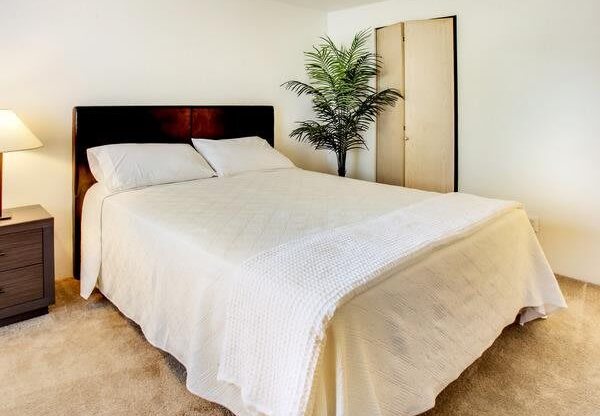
top-left (87, 143), bottom-right (215, 192)
top-left (191, 136), bottom-right (295, 176)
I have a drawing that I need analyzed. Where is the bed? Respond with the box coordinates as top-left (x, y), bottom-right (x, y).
top-left (74, 106), bottom-right (566, 416)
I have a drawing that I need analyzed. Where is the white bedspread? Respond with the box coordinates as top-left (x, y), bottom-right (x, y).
top-left (218, 193), bottom-right (521, 416)
top-left (80, 168), bottom-right (566, 416)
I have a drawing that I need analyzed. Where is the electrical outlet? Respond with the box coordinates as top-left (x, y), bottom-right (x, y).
top-left (529, 216), bottom-right (540, 234)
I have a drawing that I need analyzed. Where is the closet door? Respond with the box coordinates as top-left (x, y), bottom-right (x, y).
top-left (376, 23), bottom-right (406, 186)
top-left (404, 17), bottom-right (456, 193)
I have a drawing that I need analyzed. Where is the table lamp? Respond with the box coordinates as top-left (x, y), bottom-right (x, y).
top-left (0, 110), bottom-right (43, 220)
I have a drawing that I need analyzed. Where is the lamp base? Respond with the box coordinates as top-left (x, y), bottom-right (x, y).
top-left (0, 153), bottom-right (8, 221)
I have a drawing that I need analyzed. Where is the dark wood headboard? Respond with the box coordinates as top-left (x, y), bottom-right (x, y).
top-left (72, 105), bottom-right (274, 277)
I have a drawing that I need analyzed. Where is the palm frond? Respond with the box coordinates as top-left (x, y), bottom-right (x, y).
top-left (283, 29), bottom-right (402, 176)
top-left (289, 121), bottom-right (338, 152)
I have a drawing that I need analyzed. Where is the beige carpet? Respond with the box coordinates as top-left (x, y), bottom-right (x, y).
top-left (0, 276), bottom-right (598, 416)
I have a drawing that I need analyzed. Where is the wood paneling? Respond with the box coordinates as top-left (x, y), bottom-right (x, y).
top-left (376, 23), bottom-right (406, 186)
top-left (0, 205), bottom-right (54, 326)
top-left (0, 264), bottom-right (44, 310)
top-left (404, 18), bottom-right (455, 193)
top-left (0, 229), bottom-right (42, 272)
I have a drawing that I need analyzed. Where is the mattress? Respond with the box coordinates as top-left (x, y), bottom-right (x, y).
top-left (80, 168), bottom-right (566, 416)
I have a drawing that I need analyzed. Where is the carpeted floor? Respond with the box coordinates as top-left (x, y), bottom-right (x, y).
top-left (1, 276), bottom-right (598, 415)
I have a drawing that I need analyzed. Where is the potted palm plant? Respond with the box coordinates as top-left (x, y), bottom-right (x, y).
top-left (283, 30), bottom-right (401, 177)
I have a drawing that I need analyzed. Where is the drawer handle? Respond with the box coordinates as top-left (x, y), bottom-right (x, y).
top-left (0, 287), bottom-right (4, 294)
top-left (0, 252), bottom-right (4, 257)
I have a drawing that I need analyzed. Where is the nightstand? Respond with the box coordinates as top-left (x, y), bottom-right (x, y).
top-left (0, 205), bottom-right (54, 327)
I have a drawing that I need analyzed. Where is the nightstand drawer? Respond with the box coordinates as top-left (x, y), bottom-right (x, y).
top-left (0, 264), bottom-right (44, 309)
top-left (0, 229), bottom-right (43, 272)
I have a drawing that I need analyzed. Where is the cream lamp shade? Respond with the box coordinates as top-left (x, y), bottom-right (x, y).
top-left (0, 110), bottom-right (43, 152)
top-left (0, 110), bottom-right (43, 220)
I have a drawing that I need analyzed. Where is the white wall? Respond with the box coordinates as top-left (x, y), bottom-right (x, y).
top-left (0, 0), bottom-right (326, 278)
top-left (328, 0), bottom-right (600, 284)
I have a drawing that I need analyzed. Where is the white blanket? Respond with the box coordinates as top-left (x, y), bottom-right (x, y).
top-left (218, 193), bottom-right (520, 416)
top-left (80, 168), bottom-right (567, 416)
